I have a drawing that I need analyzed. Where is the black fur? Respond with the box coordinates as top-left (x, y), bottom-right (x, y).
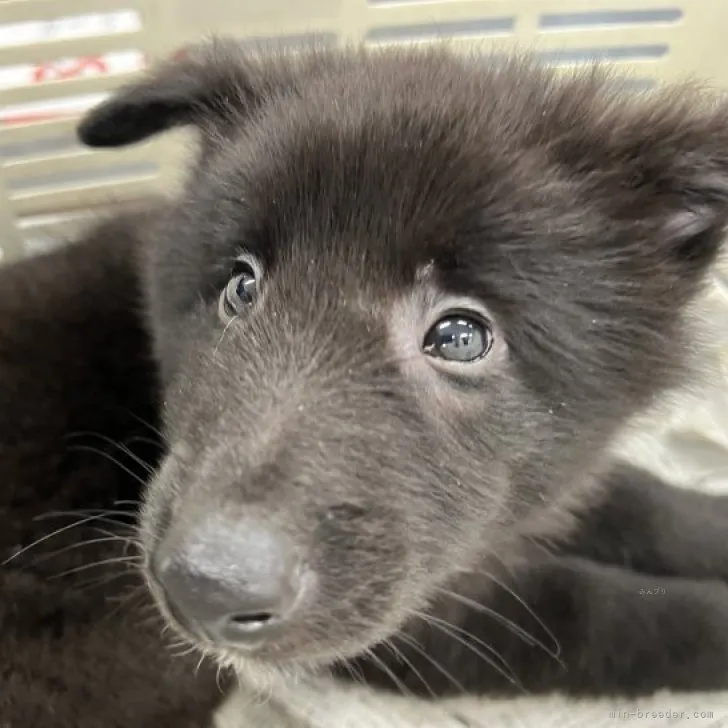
top-left (4, 38), bottom-right (728, 724)
top-left (0, 211), bottom-right (224, 726)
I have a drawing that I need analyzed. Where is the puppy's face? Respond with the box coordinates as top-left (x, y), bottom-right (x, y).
top-left (79, 41), bottom-right (728, 674)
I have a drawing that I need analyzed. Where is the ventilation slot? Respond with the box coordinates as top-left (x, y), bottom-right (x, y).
top-left (6, 160), bottom-right (160, 194)
top-left (367, 0), bottom-right (466, 5)
top-left (536, 45), bottom-right (669, 65)
top-left (366, 17), bottom-right (515, 44)
top-left (237, 32), bottom-right (337, 51)
top-left (539, 9), bottom-right (683, 30)
top-left (0, 131), bottom-right (81, 162)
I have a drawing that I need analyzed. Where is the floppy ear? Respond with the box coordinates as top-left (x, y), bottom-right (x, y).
top-left (77, 38), bottom-right (269, 148)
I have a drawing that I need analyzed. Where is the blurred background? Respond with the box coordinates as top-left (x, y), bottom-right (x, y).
top-left (2, 0), bottom-right (728, 488)
top-left (4, 0), bottom-right (728, 261)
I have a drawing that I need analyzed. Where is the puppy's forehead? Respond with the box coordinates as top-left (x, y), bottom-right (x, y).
top-left (217, 70), bottom-right (517, 275)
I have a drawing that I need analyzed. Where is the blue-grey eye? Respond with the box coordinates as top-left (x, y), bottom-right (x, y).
top-left (218, 259), bottom-right (258, 322)
top-left (423, 313), bottom-right (492, 362)
top-left (230, 269), bottom-right (257, 305)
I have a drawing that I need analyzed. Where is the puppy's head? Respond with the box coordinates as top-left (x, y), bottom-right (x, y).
top-left (79, 39), bottom-right (728, 675)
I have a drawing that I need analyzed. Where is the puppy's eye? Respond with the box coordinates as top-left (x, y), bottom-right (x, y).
top-left (218, 256), bottom-right (259, 323)
top-left (423, 313), bottom-right (492, 362)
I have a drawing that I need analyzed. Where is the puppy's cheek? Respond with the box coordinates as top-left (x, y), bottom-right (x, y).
top-left (315, 534), bottom-right (419, 639)
top-left (138, 448), bottom-right (189, 552)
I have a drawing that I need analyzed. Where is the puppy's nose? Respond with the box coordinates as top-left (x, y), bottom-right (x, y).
top-left (152, 517), bottom-right (304, 646)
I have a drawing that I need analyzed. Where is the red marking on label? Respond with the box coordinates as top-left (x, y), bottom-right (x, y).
top-left (32, 56), bottom-right (109, 83)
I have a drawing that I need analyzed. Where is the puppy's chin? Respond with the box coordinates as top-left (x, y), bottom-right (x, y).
top-left (149, 598), bottom-right (338, 692)
top-left (210, 646), bottom-right (327, 699)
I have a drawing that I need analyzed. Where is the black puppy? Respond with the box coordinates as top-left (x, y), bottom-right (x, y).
top-left (4, 37), bottom-right (728, 724)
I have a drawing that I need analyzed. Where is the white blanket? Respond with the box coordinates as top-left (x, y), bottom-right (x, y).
top-left (214, 680), bottom-right (728, 728)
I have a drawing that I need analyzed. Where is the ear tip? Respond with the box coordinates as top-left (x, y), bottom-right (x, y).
top-left (76, 106), bottom-right (118, 147)
top-left (76, 120), bottom-right (101, 147)
top-left (77, 101), bottom-right (156, 148)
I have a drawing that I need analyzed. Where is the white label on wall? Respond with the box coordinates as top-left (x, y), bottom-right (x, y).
top-left (0, 10), bottom-right (141, 48)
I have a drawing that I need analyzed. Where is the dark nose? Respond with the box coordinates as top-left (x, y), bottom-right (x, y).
top-left (152, 516), bottom-right (305, 646)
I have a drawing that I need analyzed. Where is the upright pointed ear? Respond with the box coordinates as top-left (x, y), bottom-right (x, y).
top-left (549, 76), bottom-right (728, 275)
top-left (77, 37), bottom-right (271, 148)
top-left (634, 91), bottom-right (728, 270)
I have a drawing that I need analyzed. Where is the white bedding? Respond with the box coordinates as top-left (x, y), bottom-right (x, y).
top-left (214, 680), bottom-right (728, 728)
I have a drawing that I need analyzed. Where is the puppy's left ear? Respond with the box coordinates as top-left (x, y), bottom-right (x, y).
top-left (555, 79), bottom-right (728, 275)
top-left (645, 98), bottom-right (728, 271)
top-left (77, 37), bottom-right (280, 148)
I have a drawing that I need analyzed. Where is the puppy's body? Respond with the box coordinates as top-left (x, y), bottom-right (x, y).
top-left (4, 40), bottom-right (728, 724)
top-left (0, 212), bottom-right (223, 727)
